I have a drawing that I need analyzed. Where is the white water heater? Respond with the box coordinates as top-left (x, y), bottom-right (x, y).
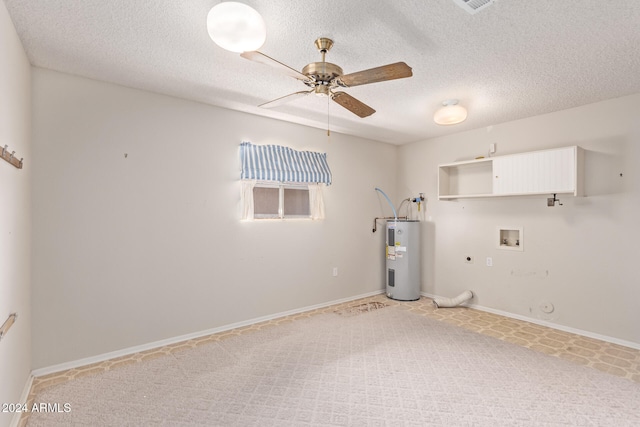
top-left (386, 220), bottom-right (421, 301)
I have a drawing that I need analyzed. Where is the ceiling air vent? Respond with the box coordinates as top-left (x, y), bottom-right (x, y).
top-left (452, 0), bottom-right (494, 15)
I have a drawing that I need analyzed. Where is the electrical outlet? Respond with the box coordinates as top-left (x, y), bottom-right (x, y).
top-left (486, 257), bottom-right (493, 267)
top-left (332, 267), bottom-right (338, 277)
top-left (464, 256), bottom-right (474, 264)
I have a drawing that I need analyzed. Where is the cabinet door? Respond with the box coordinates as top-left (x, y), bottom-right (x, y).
top-left (493, 147), bottom-right (576, 195)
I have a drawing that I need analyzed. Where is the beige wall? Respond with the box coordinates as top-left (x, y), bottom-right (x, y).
top-left (398, 93), bottom-right (640, 345)
top-left (0, 2), bottom-right (31, 426)
top-left (26, 63), bottom-right (640, 370)
top-left (31, 68), bottom-right (395, 369)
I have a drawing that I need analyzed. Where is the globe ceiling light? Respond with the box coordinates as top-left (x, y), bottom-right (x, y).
top-left (433, 99), bottom-right (468, 125)
top-left (206, 2), bottom-right (266, 53)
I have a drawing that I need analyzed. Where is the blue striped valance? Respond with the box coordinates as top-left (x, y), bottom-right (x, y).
top-left (240, 142), bottom-right (332, 185)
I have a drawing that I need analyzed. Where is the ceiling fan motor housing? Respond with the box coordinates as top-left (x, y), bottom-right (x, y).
top-left (302, 62), bottom-right (343, 88)
top-left (303, 37), bottom-right (343, 90)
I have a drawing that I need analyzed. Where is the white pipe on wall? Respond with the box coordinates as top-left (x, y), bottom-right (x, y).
top-left (433, 290), bottom-right (474, 308)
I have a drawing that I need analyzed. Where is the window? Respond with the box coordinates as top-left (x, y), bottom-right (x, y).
top-left (253, 182), bottom-right (310, 219)
top-left (241, 180), bottom-right (325, 221)
top-left (283, 186), bottom-right (310, 217)
top-left (253, 185), bottom-right (280, 218)
top-left (239, 142), bottom-right (331, 221)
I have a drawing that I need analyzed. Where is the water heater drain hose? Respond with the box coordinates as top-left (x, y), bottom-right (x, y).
top-left (433, 290), bottom-right (474, 308)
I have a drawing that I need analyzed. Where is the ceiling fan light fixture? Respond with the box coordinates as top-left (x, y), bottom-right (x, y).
top-left (434, 99), bottom-right (468, 125)
top-left (207, 2), bottom-right (266, 53)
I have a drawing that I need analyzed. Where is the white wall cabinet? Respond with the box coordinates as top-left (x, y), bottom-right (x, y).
top-left (439, 146), bottom-right (583, 199)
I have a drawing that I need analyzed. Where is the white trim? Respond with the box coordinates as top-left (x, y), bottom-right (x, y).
top-left (10, 374), bottom-right (34, 427)
top-left (32, 290), bottom-right (385, 378)
top-left (32, 289), bottom-right (639, 378)
top-left (422, 292), bottom-right (640, 351)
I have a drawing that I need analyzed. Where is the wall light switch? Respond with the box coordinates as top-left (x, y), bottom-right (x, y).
top-left (332, 267), bottom-right (338, 277)
top-left (489, 143), bottom-right (496, 154)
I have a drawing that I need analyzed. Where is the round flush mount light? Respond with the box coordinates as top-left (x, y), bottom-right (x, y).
top-left (207, 2), bottom-right (266, 53)
top-left (433, 99), bottom-right (468, 125)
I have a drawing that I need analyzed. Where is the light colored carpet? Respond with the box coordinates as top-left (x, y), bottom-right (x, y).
top-left (27, 305), bottom-right (640, 426)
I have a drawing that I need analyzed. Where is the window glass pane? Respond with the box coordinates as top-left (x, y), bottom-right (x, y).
top-left (283, 187), bottom-right (310, 217)
top-left (253, 186), bottom-right (279, 218)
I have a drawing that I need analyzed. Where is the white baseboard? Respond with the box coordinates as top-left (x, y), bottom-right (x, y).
top-left (10, 374), bottom-right (33, 427)
top-left (32, 290), bottom-right (385, 378)
top-left (32, 289), bottom-right (639, 378)
top-left (422, 292), bottom-right (640, 351)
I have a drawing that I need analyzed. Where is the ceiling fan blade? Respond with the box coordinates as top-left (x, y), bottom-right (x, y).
top-left (259, 90), bottom-right (313, 108)
top-left (336, 62), bottom-right (413, 87)
top-left (331, 91), bottom-right (376, 118)
top-left (240, 51), bottom-right (310, 82)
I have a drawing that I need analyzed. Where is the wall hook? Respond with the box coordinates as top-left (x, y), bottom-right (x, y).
top-left (0, 313), bottom-right (18, 342)
top-left (1, 145), bottom-right (24, 169)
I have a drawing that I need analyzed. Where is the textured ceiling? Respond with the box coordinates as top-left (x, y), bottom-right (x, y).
top-left (4, 0), bottom-right (640, 144)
